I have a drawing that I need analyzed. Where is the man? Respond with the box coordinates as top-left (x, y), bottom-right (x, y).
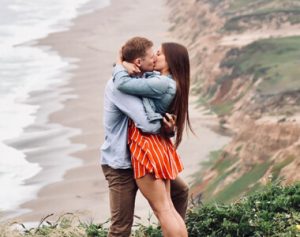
top-left (101, 36), bottom-right (189, 237)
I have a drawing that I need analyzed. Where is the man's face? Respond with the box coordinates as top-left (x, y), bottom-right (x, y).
top-left (139, 47), bottom-right (156, 72)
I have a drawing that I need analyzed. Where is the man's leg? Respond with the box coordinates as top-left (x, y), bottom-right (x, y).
top-left (102, 165), bottom-right (138, 237)
top-left (170, 176), bottom-right (189, 219)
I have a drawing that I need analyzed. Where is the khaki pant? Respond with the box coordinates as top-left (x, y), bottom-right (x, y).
top-left (102, 165), bottom-right (189, 237)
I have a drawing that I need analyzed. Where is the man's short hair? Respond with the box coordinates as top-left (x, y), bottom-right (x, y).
top-left (121, 37), bottom-right (153, 62)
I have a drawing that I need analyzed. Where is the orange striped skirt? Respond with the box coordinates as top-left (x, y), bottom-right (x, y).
top-left (128, 121), bottom-right (184, 180)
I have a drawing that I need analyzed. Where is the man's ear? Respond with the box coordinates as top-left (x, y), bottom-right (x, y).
top-left (133, 58), bottom-right (142, 67)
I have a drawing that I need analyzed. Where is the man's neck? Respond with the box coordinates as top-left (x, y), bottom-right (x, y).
top-left (136, 71), bottom-right (144, 77)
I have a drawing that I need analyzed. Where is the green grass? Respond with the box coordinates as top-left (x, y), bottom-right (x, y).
top-left (227, 0), bottom-right (300, 12)
top-left (196, 152), bottom-right (240, 201)
top-left (223, 0), bottom-right (300, 31)
top-left (205, 150), bottom-right (224, 166)
top-left (235, 145), bottom-right (243, 153)
top-left (190, 150), bottom-right (225, 189)
top-left (271, 156), bottom-right (295, 181)
top-left (193, 96), bottom-right (209, 109)
top-left (220, 36), bottom-right (300, 96)
top-left (210, 152), bottom-right (236, 172)
top-left (0, 215), bottom-right (161, 237)
top-left (0, 214), bottom-right (109, 237)
top-left (228, 0), bottom-right (272, 12)
top-left (209, 161), bottom-right (272, 204)
top-left (203, 167), bottom-right (235, 202)
top-left (211, 102), bottom-right (235, 116)
top-left (192, 150), bottom-right (297, 207)
top-left (1, 184), bottom-right (299, 237)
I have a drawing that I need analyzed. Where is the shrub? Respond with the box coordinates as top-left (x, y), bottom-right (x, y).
top-left (187, 182), bottom-right (300, 236)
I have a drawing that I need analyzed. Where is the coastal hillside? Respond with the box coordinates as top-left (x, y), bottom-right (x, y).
top-left (167, 0), bottom-right (300, 203)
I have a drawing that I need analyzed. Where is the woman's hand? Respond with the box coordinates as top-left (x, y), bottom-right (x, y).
top-left (122, 61), bottom-right (141, 75)
top-left (162, 113), bottom-right (177, 137)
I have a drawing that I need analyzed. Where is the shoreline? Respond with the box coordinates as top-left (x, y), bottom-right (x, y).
top-left (5, 0), bottom-right (231, 225)
top-left (10, 0), bottom-right (173, 223)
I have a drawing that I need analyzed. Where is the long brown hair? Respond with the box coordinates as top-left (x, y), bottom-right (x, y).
top-left (163, 42), bottom-right (193, 148)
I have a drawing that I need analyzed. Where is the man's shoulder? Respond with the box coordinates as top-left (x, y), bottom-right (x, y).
top-left (106, 77), bottom-right (142, 103)
top-left (105, 78), bottom-right (113, 87)
top-left (104, 78), bottom-right (115, 94)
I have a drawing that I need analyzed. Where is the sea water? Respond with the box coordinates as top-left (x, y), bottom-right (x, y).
top-left (0, 0), bottom-right (110, 216)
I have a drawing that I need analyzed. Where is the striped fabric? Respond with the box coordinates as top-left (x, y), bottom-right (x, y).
top-left (128, 121), bottom-right (184, 180)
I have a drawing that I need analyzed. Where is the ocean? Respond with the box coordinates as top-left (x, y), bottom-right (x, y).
top-left (0, 0), bottom-right (109, 217)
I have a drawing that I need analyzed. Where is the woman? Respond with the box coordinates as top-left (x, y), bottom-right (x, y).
top-left (113, 42), bottom-right (192, 237)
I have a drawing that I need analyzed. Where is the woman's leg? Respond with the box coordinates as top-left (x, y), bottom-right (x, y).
top-left (136, 174), bottom-right (187, 237)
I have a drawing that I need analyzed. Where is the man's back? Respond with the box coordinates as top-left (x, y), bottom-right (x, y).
top-left (100, 79), bottom-right (161, 169)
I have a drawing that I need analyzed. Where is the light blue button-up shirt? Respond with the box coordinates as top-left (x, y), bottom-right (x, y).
top-left (100, 78), bottom-right (161, 169)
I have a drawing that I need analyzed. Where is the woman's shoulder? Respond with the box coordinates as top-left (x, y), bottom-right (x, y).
top-left (144, 72), bottom-right (175, 94)
top-left (145, 71), bottom-right (173, 81)
top-left (144, 71), bottom-right (160, 77)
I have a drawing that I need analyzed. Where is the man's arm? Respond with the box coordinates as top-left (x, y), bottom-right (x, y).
top-left (110, 81), bottom-right (161, 134)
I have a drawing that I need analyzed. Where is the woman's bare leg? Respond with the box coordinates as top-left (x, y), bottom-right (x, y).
top-left (136, 174), bottom-right (187, 237)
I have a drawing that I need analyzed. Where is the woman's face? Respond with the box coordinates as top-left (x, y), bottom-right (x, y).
top-left (154, 46), bottom-right (169, 74)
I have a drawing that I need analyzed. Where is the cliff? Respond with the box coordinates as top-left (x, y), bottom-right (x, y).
top-left (167, 0), bottom-right (300, 203)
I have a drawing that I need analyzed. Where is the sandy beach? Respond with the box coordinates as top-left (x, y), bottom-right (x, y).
top-left (7, 0), bottom-right (230, 225)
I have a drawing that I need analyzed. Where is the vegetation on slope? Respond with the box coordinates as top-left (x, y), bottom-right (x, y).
top-left (223, 0), bottom-right (300, 32)
top-left (1, 183), bottom-right (299, 237)
top-left (187, 182), bottom-right (300, 237)
top-left (204, 36), bottom-right (300, 116)
top-left (219, 36), bottom-right (300, 95)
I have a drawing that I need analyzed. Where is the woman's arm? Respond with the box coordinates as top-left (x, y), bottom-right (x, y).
top-left (112, 64), bottom-right (170, 99)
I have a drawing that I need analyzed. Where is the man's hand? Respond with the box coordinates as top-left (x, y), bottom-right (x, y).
top-left (122, 61), bottom-right (141, 75)
top-left (161, 113), bottom-right (176, 137)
